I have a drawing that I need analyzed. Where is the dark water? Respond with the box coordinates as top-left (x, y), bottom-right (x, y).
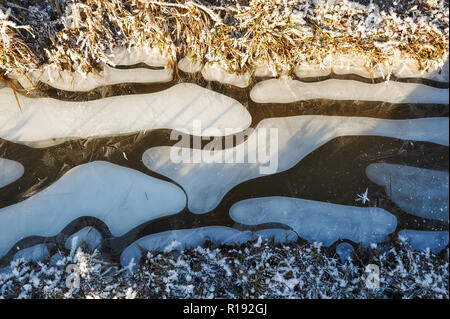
top-left (0, 70), bottom-right (448, 266)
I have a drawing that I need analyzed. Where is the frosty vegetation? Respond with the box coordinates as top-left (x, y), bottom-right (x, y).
top-left (0, 0), bottom-right (448, 80)
top-left (0, 239), bottom-right (448, 299)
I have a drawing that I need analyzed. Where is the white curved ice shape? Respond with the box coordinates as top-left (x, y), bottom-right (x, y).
top-left (366, 163), bottom-right (449, 222)
top-left (143, 115), bottom-right (449, 214)
top-left (229, 197), bottom-right (397, 246)
top-left (0, 83), bottom-right (251, 145)
top-left (250, 78), bottom-right (449, 104)
top-left (0, 158), bottom-right (24, 188)
top-left (398, 230), bottom-right (449, 254)
top-left (0, 161), bottom-right (186, 259)
top-left (12, 46), bottom-right (172, 92)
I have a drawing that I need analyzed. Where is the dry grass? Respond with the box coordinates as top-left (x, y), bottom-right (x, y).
top-left (0, 0), bottom-right (448, 79)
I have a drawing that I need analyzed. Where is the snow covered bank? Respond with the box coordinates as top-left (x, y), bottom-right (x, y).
top-left (229, 197), bottom-right (397, 247)
top-left (121, 226), bottom-right (298, 269)
top-left (0, 83), bottom-right (251, 146)
top-left (366, 163), bottom-right (449, 222)
top-left (143, 116), bottom-right (448, 214)
top-left (250, 79), bottom-right (449, 104)
top-left (0, 158), bottom-right (24, 188)
top-left (0, 161), bottom-right (186, 259)
top-left (1, 241), bottom-right (447, 299)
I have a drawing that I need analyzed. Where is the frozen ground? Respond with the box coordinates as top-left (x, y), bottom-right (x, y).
top-left (0, 239), bottom-right (447, 299)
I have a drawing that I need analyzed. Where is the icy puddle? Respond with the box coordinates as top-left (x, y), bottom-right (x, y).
top-left (0, 70), bottom-right (448, 266)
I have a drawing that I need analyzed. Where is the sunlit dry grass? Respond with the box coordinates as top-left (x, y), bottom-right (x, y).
top-left (0, 0), bottom-right (448, 80)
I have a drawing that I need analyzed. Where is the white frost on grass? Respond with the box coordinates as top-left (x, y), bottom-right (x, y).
top-left (65, 227), bottom-right (103, 253)
top-left (399, 230), bottom-right (449, 254)
top-left (0, 158), bottom-right (24, 188)
top-left (143, 115), bottom-right (448, 214)
top-left (201, 63), bottom-right (251, 88)
top-left (0, 83), bottom-right (251, 146)
top-left (0, 161), bottom-right (186, 259)
top-left (120, 226), bottom-right (298, 268)
top-left (250, 78), bottom-right (449, 104)
top-left (13, 244), bottom-right (49, 263)
top-left (229, 197), bottom-right (397, 247)
top-left (366, 163), bottom-right (449, 222)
